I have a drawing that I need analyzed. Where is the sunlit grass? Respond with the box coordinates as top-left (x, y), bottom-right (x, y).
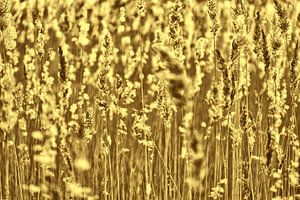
top-left (0, 0), bottom-right (300, 199)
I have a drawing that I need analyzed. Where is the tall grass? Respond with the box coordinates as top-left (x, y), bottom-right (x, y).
top-left (0, 0), bottom-right (300, 199)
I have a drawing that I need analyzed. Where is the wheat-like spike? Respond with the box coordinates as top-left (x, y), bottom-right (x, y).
top-left (152, 43), bottom-right (186, 106)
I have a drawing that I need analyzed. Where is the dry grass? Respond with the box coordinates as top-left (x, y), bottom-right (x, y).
top-left (0, 0), bottom-right (300, 199)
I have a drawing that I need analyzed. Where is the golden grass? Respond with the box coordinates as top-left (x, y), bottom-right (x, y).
top-left (0, 0), bottom-right (300, 199)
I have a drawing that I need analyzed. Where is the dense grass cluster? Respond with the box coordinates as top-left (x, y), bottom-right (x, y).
top-left (1, 0), bottom-right (300, 199)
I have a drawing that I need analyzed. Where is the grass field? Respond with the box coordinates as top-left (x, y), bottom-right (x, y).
top-left (0, 0), bottom-right (300, 199)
